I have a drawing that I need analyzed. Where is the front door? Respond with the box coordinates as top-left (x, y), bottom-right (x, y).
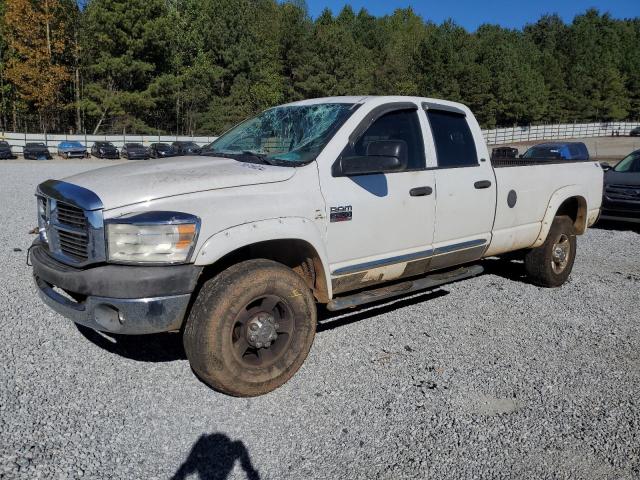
top-left (319, 105), bottom-right (437, 293)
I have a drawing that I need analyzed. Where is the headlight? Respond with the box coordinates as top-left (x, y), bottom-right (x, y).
top-left (106, 212), bottom-right (200, 264)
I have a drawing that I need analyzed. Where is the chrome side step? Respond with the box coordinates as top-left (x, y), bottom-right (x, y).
top-left (326, 264), bottom-right (484, 311)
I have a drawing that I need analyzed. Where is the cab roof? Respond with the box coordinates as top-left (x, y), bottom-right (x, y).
top-left (281, 95), bottom-right (470, 114)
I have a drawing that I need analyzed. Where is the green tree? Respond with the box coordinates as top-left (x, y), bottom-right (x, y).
top-left (524, 15), bottom-right (571, 122)
top-left (81, 0), bottom-right (173, 133)
top-left (374, 8), bottom-right (426, 95)
top-left (475, 24), bottom-right (547, 125)
top-left (564, 10), bottom-right (630, 121)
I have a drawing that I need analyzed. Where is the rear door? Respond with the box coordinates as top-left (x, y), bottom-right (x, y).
top-left (424, 105), bottom-right (497, 270)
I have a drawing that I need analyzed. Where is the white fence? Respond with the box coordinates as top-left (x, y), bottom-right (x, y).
top-left (482, 121), bottom-right (640, 146)
top-left (1, 120), bottom-right (640, 155)
top-left (0, 132), bottom-right (218, 155)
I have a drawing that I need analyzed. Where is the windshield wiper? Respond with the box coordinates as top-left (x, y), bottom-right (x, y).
top-left (200, 149), bottom-right (295, 167)
top-left (241, 151), bottom-right (284, 166)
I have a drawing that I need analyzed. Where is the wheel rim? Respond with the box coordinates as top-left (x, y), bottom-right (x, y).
top-left (551, 234), bottom-right (570, 274)
top-left (231, 295), bottom-right (295, 368)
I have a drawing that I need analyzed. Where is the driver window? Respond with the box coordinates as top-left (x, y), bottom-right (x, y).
top-left (353, 110), bottom-right (426, 170)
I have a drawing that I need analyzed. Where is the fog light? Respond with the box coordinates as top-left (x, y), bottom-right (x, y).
top-left (94, 304), bottom-right (124, 331)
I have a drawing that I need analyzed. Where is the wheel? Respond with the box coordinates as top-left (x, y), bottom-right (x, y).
top-left (183, 259), bottom-right (317, 397)
top-left (524, 215), bottom-right (576, 287)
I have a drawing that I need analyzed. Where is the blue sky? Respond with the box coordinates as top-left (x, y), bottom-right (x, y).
top-left (309, 0), bottom-right (639, 30)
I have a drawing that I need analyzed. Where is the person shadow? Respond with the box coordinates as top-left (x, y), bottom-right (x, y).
top-left (171, 433), bottom-right (260, 480)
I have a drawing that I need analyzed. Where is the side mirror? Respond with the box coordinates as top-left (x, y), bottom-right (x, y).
top-left (600, 162), bottom-right (611, 171)
top-left (337, 140), bottom-right (408, 176)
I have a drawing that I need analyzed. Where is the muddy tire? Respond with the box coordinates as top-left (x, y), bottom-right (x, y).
top-left (183, 259), bottom-right (317, 397)
top-left (524, 215), bottom-right (576, 287)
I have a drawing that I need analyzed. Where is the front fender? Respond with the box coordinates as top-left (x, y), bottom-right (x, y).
top-left (532, 185), bottom-right (588, 248)
top-left (194, 217), bottom-right (332, 298)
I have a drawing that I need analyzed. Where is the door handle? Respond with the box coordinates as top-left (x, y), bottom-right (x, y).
top-left (410, 186), bottom-right (433, 197)
top-left (474, 180), bottom-right (492, 189)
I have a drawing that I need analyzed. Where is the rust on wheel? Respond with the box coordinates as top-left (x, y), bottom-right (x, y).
top-left (551, 233), bottom-right (570, 274)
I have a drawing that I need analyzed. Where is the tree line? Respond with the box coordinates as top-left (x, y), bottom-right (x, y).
top-left (0, 0), bottom-right (638, 135)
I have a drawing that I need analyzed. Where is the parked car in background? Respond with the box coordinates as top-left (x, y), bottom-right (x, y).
top-left (122, 143), bottom-right (149, 160)
top-left (172, 141), bottom-right (201, 156)
top-left (0, 141), bottom-right (16, 159)
top-left (522, 142), bottom-right (590, 161)
top-left (57, 141), bottom-right (88, 159)
top-left (600, 149), bottom-right (640, 223)
top-left (149, 143), bottom-right (176, 158)
top-left (23, 143), bottom-right (52, 160)
top-left (91, 141), bottom-right (120, 159)
top-left (491, 146), bottom-right (518, 159)
top-left (630, 127), bottom-right (640, 137)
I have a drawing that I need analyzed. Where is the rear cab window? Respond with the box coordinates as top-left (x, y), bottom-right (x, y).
top-left (425, 109), bottom-right (478, 168)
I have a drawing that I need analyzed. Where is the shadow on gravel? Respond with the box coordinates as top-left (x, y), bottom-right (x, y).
top-left (75, 324), bottom-right (186, 362)
top-left (480, 257), bottom-right (529, 284)
top-left (593, 219), bottom-right (640, 234)
top-left (317, 289), bottom-right (450, 332)
top-left (171, 433), bottom-right (260, 480)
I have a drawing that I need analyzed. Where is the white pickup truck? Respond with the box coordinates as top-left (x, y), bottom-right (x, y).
top-left (32, 96), bottom-right (603, 396)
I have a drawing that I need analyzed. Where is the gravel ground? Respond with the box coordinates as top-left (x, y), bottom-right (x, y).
top-left (1, 159), bottom-right (639, 480)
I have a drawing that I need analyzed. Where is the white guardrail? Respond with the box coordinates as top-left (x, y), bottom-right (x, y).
top-left (0, 120), bottom-right (639, 154)
top-left (482, 121), bottom-right (640, 146)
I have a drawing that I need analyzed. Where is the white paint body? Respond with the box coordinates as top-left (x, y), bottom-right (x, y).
top-left (64, 96), bottom-right (604, 300)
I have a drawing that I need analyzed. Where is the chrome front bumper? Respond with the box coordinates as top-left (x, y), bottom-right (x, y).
top-left (35, 276), bottom-right (191, 334)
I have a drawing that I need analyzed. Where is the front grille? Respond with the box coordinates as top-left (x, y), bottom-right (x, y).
top-left (57, 203), bottom-right (87, 228)
top-left (54, 202), bottom-right (89, 261)
top-left (606, 184), bottom-right (640, 201)
top-left (56, 228), bottom-right (89, 260)
top-left (36, 180), bottom-right (105, 267)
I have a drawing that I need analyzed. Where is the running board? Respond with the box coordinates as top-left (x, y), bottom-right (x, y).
top-left (326, 264), bottom-right (484, 312)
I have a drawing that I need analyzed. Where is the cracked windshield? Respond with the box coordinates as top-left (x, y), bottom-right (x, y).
top-left (202, 103), bottom-right (356, 164)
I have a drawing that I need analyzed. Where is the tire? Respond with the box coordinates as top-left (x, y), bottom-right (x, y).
top-left (183, 259), bottom-right (317, 397)
top-left (524, 215), bottom-right (576, 287)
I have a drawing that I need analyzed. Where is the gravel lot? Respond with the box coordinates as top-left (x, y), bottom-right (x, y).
top-left (1, 159), bottom-right (639, 480)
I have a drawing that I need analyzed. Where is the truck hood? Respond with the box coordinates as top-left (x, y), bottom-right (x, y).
top-left (605, 170), bottom-right (640, 186)
top-left (63, 156), bottom-right (296, 210)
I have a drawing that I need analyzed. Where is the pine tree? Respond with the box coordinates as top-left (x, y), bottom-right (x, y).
top-left (81, 0), bottom-right (172, 133)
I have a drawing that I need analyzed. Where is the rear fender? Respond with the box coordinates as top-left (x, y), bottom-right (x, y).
top-left (533, 186), bottom-right (588, 247)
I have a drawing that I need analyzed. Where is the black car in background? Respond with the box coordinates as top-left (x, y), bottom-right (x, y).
top-left (601, 149), bottom-right (640, 223)
top-left (149, 143), bottom-right (176, 158)
top-left (122, 143), bottom-right (150, 160)
top-left (91, 141), bottom-right (120, 159)
top-left (630, 127), bottom-right (640, 137)
top-left (172, 141), bottom-right (201, 156)
top-left (23, 143), bottom-right (52, 160)
top-left (491, 146), bottom-right (518, 159)
top-left (0, 141), bottom-right (16, 159)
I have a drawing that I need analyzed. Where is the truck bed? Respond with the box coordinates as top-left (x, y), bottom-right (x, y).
top-left (485, 159), bottom-right (604, 257)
